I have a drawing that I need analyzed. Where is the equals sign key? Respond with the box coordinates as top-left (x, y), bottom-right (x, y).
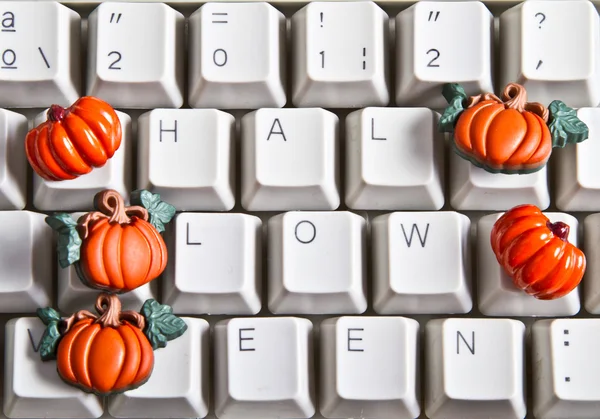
top-left (212, 12), bottom-right (228, 24)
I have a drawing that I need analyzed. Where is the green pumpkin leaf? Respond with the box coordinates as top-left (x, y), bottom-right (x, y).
top-left (141, 299), bottom-right (187, 350)
top-left (130, 190), bottom-right (176, 233)
top-left (548, 100), bottom-right (589, 148)
top-left (35, 307), bottom-right (63, 361)
top-left (45, 213), bottom-right (81, 268)
top-left (438, 83), bottom-right (467, 133)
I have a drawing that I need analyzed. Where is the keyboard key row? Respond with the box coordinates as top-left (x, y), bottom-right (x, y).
top-left (5, 316), bottom-right (600, 419)
top-left (1, 0), bottom-right (600, 109)
top-left (3, 209), bottom-right (600, 317)
top-left (4, 105), bottom-right (600, 212)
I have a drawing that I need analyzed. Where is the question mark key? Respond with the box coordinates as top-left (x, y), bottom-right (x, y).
top-left (499, 0), bottom-right (600, 108)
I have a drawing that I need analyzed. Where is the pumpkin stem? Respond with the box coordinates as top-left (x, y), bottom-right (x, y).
top-left (47, 104), bottom-right (67, 122)
top-left (548, 221), bottom-right (570, 241)
top-left (95, 293), bottom-right (123, 328)
top-left (502, 83), bottom-right (549, 122)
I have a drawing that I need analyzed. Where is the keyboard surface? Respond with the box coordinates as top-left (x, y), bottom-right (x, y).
top-left (1, 0), bottom-right (600, 418)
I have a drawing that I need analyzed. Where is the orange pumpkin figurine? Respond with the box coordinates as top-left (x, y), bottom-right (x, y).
top-left (35, 293), bottom-right (187, 395)
top-left (490, 204), bottom-right (586, 300)
top-left (439, 82), bottom-right (589, 174)
top-left (45, 189), bottom-right (175, 293)
top-left (25, 96), bottom-right (122, 181)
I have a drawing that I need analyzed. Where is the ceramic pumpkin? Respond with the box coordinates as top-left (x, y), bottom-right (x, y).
top-left (439, 82), bottom-right (589, 174)
top-left (25, 96), bottom-right (122, 181)
top-left (36, 293), bottom-right (187, 395)
top-left (490, 204), bottom-right (586, 300)
top-left (45, 189), bottom-right (175, 293)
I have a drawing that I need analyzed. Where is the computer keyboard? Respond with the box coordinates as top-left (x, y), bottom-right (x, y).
top-left (1, 0), bottom-right (600, 418)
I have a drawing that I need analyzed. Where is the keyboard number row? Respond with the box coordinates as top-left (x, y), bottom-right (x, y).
top-left (2, 0), bottom-right (599, 108)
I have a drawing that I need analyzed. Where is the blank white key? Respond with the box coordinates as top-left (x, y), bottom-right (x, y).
top-left (3, 317), bottom-right (103, 418)
top-left (0, 211), bottom-right (52, 312)
top-left (395, 1), bottom-right (494, 108)
top-left (214, 317), bottom-right (315, 419)
top-left (241, 108), bottom-right (339, 211)
top-left (0, 108), bottom-right (27, 210)
top-left (556, 108), bottom-right (600, 211)
top-left (372, 212), bottom-right (472, 314)
top-left (345, 107), bottom-right (444, 210)
top-left (533, 319), bottom-right (600, 418)
top-left (268, 211), bottom-right (367, 314)
top-left (426, 318), bottom-right (526, 419)
top-left (291, 1), bottom-right (390, 108)
top-left (108, 318), bottom-right (209, 418)
top-left (320, 316), bottom-right (420, 419)
top-left (138, 109), bottom-right (235, 211)
top-left (499, 0), bottom-right (600, 107)
top-left (477, 212), bottom-right (580, 316)
top-left (56, 212), bottom-right (157, 313)
top-left (0, 2), bottom-right (80, 107)
top-left (450, 150), bottom-right (550, 211)
top-left (32, 110), bottom-right (132, 211)
top-left (87, 2), bottom-right (185, 108)
top-left (163, 213), bottom-right (262, 315)
top-left (583, 214), bottom-right (600, 314)
top-left (188, 3), bottom-right (286, 109)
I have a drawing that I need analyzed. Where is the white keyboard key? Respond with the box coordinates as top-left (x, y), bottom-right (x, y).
top-left (163, 213), bottom-right (262, 315)
top-left (214, 317), bottom-right (315, 419)
top-left (0, 2), bottom-right (80, 107)
top-left (450, 150), bottom-right (550, 210)
top-left (320, 316), bottom-right (420, 419)
top-left (241, 108), bottom-right (339, 210)
top-left (188, 3), bottom-right (286, 109)
top-left (345, 107), bottom-right (444, 210)
top-left (533, 319), bottom-right (600, 418)
top-left (583, 214), bottom-right (600, 314)
top-left (499, 0), bottom-right (600, 107)
top-left (372, 212), bottom-right (472, 314)
top-left (56, 212), bottom-right (157, 312)
top-left (268, 211), bottom-right (367, 314)
top-left (0, 211), bottom-right (52, 312)
top-left (0, 108), bottom-right (27, 210)
top-left (108, 318), bottom-right (209, 418)
top-left (425, 318), bottom-right (526, 419)
top-left (556, 108), bottom-right (600, 211)
top-left (477, 212), bottom-right (580, 316)
top-left (395, 1), bottom-right (494, 108)
top-left (3, 317), bottom-right (103, 418)
top-left (291, 1), bottom-right (390, 108)
top-left (87, 2), bottom-right (185, 108)
top-left (137, 109), bottom-right (235, 211)
top-left (32, 110), bottom-right (131, 211)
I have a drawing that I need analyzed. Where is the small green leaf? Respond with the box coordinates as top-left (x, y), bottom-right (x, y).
top-left (548, 100), bottom-right (589, 148)
top-left (45, 213), bottom-right (81, 268)
top-left (141, 299), bottom-right (187, 350)
top-left (438, 83), bottom-right (467, 133)
top-left (35, 307), bottom-right (63, 361)
top-left (131, 190), bottom-right (176, 233)
top-left (37, 307), bottom-right (61, 325)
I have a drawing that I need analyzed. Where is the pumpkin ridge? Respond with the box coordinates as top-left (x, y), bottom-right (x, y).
top-left (57, 319), bottom-right (93, 385)
top-left (135, 218), bottom-right (168, 283)
top-left (71, 323), bottom-right (101, 389)
top-left (121, 224), bottom-right (152, 291)
top-left (130, 322), bottom-right (154, 384)
top-left (81, 221), bottom-right (112, 288)
top-left (532, 246), bottom-right (576, 298)
top-left (88, 327), bottom-right (126, 393)
top-left (524, 113), bottom-right (553, 168)
top-left (113, 323), bottom-right (143, 390)
top-left (104, 224), bottom-right (125, 290)
top-left (518, 238), bottom-right (566, 289)
top-left (27, 128), bottom-right (55, 180)
top-left (504, 111), bottom-right (543, 168)
top-left (35, 125), bottom-right (75, 181)
top-left (48, 123), bottom-right (91, 176)
top-left (62, 113), bottom-right (107, 167)
top-left (471, 103), bottom-right (505, 162)
top-left (72, 98), bottom-right (121, 157)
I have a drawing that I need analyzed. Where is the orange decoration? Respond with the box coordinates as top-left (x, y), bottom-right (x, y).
top-left (490, 204), bottom-right (586, 300)
top-left (36, 293), bottom-right (187, 396)
top-left (439, 82), bottom-right (589, 174)
top-left (45, 189), bottom-right (175, 294)
top-left (25, 96), bottom-right (122, 181)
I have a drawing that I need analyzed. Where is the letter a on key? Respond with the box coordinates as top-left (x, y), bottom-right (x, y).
top-left (266, 118), bottom-right (287, 141)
